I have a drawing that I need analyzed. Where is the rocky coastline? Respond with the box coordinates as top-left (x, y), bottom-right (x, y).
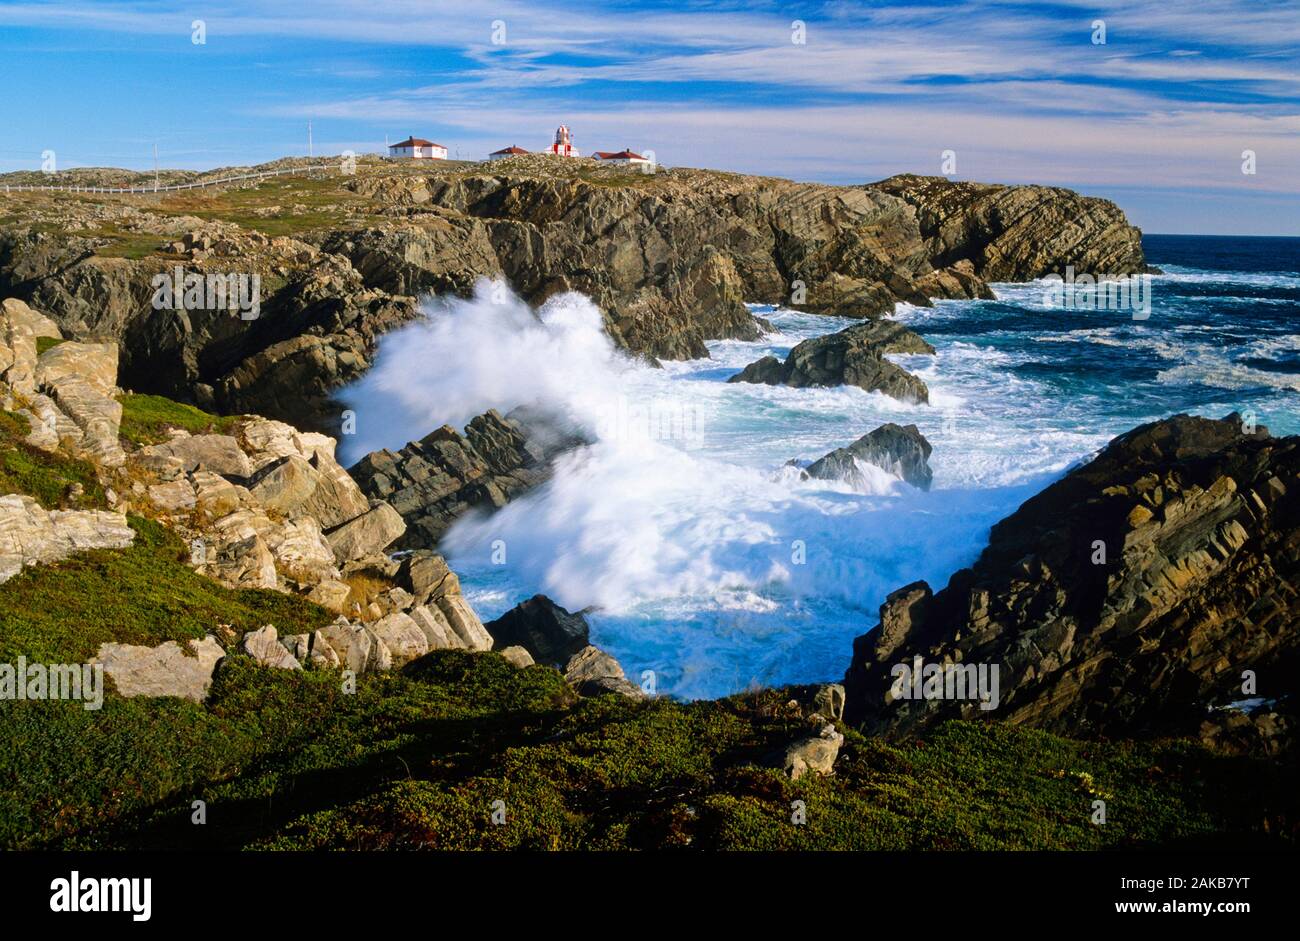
top-left (0, 157), bottom-right (1294, 851)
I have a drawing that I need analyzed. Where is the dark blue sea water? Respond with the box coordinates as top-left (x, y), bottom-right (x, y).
top-left (345, 235), bottom-right (1300, 698)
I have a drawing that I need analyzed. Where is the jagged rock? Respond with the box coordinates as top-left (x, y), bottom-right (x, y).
top-left (146, 478), bottom-right (197, 513)
top-left (93, 635), bottom-right (225, 701)
top-left (397, 550), bottom-right (459, 604)
top-left (484, 594), bottom-right (591, 667)
top-left (811, 684), bottom-right (847, 722)
top-left (368, 611), bottom-right (430, 666)
top-left (874, 174), bottom-right (1148, 281)
top-left (35, 340), bottom-right (118, 397)
top-left (306, 578), bottom-right (352, 614)
top-left (190, 471), bottom-right (252, 518)
top-left (204, 510), bottom-right (280, 589)
top-left (240, 625), bottom-right (302, 670)
top-left (803, 423), bottom-right (934, 490)
top-left (351, 408), bottom-right (585, 548)
top-left (2, 298), bottom-right (62, 340)
top-left (247, 453), bottom-right (369, 529)
top-left (729, 320), bottom-right (934, 404)
top-left (317, 621), bottom-right (392, 673)
top-left (323, 500), bottom-right (406, 563)
top-left (783, 724), bottom-right (844, 780)
top-left (140, 433), bottom-right (252, 479)
top-left (914, 260), bottom-right (995, 300)
top-left (14, 402), bottom-right (62, 451)
top-left (1, 169), bottom-right (1142, 431)
top-left (437, 593), bottom-right (492, 651)
top-left (262, 516), bottom-right (340, 585)
top-left (307, 630), bottom-right (342, 668)
top-left (1, 300), bottom-right (44, 395)
top-left (500, 646), bottom-right (534, 669)
top-left (409, 604), bottom-right (460, 650)
top-left (564, 645), bottom-right (645, 698)
top-left (844, 413), bottom-right (1298, 742)
top-left (0, 494), bottom-right (135, 583)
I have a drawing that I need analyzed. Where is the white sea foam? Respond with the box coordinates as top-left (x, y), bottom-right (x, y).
top-left (338, 273), bottom-right (1300, 698)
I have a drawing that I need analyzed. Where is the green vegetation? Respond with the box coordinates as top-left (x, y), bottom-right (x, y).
top-left (1, 651), bottom-right (1291, 850)
top-left (118, 393), bottom-right (241, 446)
top-left (34, 336), bottom-right (65, 355)
top-left (66, 225), bottom-right (167, 260)
top-left (0, 410), bottom-right (106, 509)
top-left (0, 515), bottom-right (331, 665)
top-left (155, 175), bottom-right (367, 237)
top-left (0, 387), bottom-right (1292, 853)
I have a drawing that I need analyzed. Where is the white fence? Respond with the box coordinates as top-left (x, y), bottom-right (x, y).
top-left (0, 163), bottom-right (337, 195)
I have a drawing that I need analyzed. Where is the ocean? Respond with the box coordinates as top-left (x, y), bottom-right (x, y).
top-left (339, 234), bottom-right (1300, 700)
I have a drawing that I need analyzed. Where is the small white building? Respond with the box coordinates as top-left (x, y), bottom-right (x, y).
top-left (388, 136), bottom-right (448, 160)
top-left (593, 149), bottom-right (652, 166)
top-left (489, 145), bottom-right (530, 161)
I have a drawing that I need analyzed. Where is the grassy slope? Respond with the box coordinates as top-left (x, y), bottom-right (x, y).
top-left (2, 655), bottom-right (1291, 851)
top-left (0, 390), bottom-right (1295, 851)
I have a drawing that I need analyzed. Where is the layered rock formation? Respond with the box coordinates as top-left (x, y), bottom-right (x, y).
top-left (0, 159), bottom-right (1145, 432)
top-left (0, 494), bottom-right (135, 583)
top-left (844, 414), bottom-right (1299, 741)
top-left (350, 408), bottom-right (585, 548)
top-left (729, 319), bottom-right (934, 403)
top-left (801, 422), bottom-right (934, 490)
top-left (2, 294), bottom-right (499, 700)
top-left (874, 174), bottom-right (1149, 281)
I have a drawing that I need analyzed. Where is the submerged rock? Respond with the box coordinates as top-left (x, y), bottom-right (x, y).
top-left (803, 422), bottom-right (934, 491)
top-left (729, 320), bottom-right (934, 404)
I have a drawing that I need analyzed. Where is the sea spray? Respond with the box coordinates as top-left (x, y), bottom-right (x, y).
top-left (337, 283), bottom-right (1041, 697)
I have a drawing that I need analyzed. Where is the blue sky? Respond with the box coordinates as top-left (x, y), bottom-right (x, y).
top-left (1, 0), bottom-right (1297, 234)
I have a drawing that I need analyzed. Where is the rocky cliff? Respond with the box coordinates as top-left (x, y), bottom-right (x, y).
top-left (844, 414), bottom-right (1299, 745)
top-left (0, 157), bottom-right (1145, 434)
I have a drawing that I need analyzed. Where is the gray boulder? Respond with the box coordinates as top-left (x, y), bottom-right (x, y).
top-left (93, 635), bottom-right (226, 701)
top-left (803, 423), bottom-right (934, 490)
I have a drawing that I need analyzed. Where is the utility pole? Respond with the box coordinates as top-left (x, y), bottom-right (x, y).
top-left (153, 142), bottom-right (158, 192)
top-left (308, 122), bottom-right (313, 158)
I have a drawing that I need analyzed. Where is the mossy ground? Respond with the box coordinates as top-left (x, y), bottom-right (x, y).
top-left (0, 410), bottom-right (106, 508)
top-left (1, 651), bottom-right (1292, 851)
top-left (0, 515), bottom-right (332, 665)
top-left (117, 393), bottom-right (241, 446)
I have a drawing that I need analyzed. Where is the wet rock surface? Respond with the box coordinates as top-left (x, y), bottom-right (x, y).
top-left (844, 413), bottom-right (1299, 742)
top-left (729, 319), bottom-right (934, 403)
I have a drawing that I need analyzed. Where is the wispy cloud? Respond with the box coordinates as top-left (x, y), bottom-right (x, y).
top-left (1, 0), bottom-right (1296, 232)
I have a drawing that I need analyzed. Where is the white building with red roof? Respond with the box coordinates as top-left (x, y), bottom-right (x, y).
top-left (388, 136), bottom-right (448, 160)
top-left (592, 148), bottom-right (652, 166)
top-left (489, 145), bottom-right (530, 161)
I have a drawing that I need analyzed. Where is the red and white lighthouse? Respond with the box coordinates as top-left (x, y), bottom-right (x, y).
top-left (548, 125), bottom-right (580, 157)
